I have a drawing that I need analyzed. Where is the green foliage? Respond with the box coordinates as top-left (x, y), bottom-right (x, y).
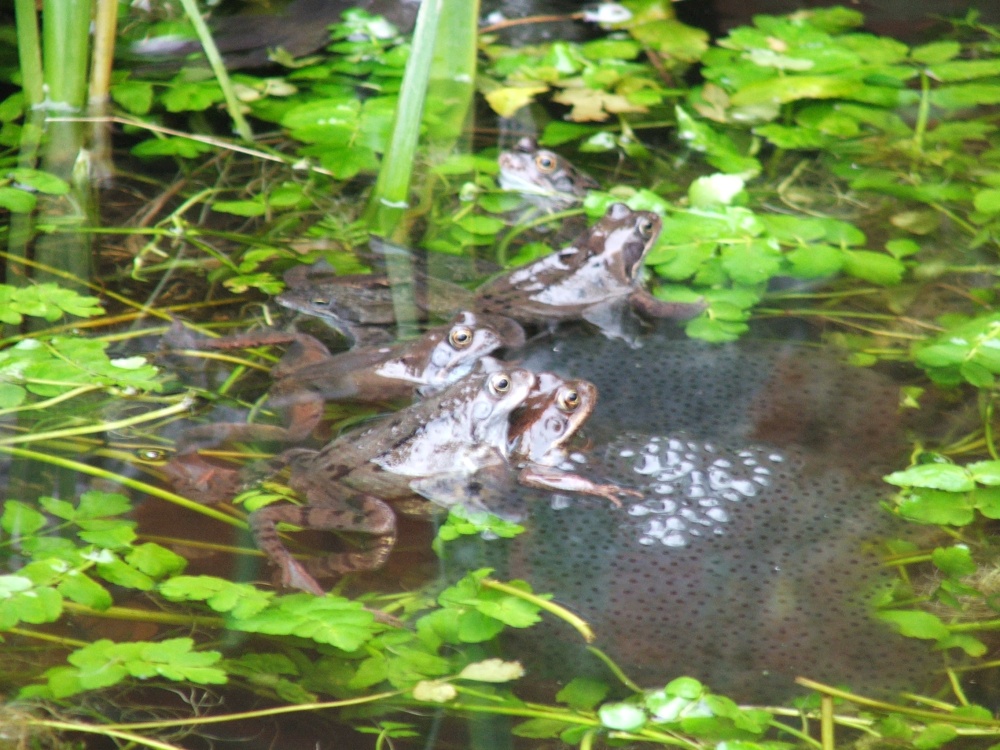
top-left (0, 283), bottom-right (102, 324)
top-left (912, 313), bottom-right (1000, 387)
top-left (34, 638), bottom-right (226, 699)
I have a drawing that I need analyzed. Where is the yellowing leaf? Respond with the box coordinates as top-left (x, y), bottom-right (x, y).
top-left (412, 680), bottom-right (458, 703)
top-left (552, 87), bottom-right (647, 122)
top-left (458, 659), bottom-right (525, 682)
top-left (485, 85), bottom-right (549, 118)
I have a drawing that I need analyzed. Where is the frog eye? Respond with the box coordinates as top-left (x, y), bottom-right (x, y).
top-left (558, 389), bottom-right (581, 411)
top-left (449, 326), bottom-right (473, 348)
top-left (535, 154), bottom-right (556, 173)
top-left (489, 373), bottom-right (512, 395)
top-left (636, 218), bottom-right (655, 239)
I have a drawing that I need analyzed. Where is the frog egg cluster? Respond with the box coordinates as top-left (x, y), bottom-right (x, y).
top-left (610, 435), bottom-right (784, 548)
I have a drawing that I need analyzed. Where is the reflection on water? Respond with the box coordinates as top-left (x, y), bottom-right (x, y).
top-left (446, 324), bottom-right (936, 702)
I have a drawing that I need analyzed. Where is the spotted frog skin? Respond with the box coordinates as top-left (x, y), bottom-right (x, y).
top-left (250, 367), bottom-right (536, 594)
top-left (475, 202), bottom-right (704, 341)
top-left (498, 137), bottom-right (599, 211)
top-left (172, 311), bottom-right (524, 448)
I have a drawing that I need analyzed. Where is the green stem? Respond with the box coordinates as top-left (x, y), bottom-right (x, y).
top-left (586, 646), bottom-right (644, 693)
top-left (0, 394), bottom-right (195, 446)
top-left (31, 721), bottom-right (188, 750)
top-left (41, 0), bottom-right (90, 109)
top-left (175, 0), bottom-right (253, 141)
top-left (363, 0), bottom-right (442, 235)
top-left (62, 601), bottom-right (224, 628)
top-left (13, 0), bottom-right (43, 106)
top-left (795, 678), bottom-right (1000, 727)
top-left (482, 577), bottom-right (595, 642)
top-left (0, 445), bottom-right (246, 528)
top-left (98, 691), bottom-right (403, 730)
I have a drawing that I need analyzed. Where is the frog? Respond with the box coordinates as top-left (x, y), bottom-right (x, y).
top-left (171, 311), bottom-right (524, 448)
top-left (508, 372), bottom-right (642, 506)
top-left (498, 136), bottom-right (600, 212)
top-left (277, 258), bottom-right (474, 347)
top-left (249, 367), bottom-right (537, 594)
top-left (474, 202), bottom-right (705, 342)
top-left (414, 371), bottom-right (643, 516)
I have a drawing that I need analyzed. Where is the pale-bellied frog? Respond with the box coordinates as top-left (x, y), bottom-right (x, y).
top-left (498, 136), bottom-right (599, 211)
top-left (172, 311), bottom-right (524, 448)
top-left (474, 202), bottom-right (704, 342)
top-left (509, 372), bottom-right (641, 505)
top-left (251, 367), bottom-right (536, 594)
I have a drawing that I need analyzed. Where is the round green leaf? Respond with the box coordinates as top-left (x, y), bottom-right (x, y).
top-left (884, 464), bottom-right (974, 492)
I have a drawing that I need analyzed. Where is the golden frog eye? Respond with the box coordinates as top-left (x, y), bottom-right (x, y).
top-left (636, 218), bottom-right (655, 239)
top-left (558, 388), bottom-right (581, 411)
top-left (535, 154), bottom-right (556, 173)
top-left (449, 326), bottom-right (473, 348)
top-left (489, 373), bottom-right (512, 395)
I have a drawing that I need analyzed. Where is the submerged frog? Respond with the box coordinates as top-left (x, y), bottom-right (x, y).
top-left (277, 261), bottom-right (472, 346)
top-left (173, 311), bottom-right (524, 447)
top-left (498, 136), bottom-right (599, 211)
top-left (251, 367), bottom-right (537, 594)
top-left (475, 202), bottom-right (704, 342)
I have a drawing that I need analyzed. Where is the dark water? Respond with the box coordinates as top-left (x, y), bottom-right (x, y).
top-left (443, 324), bottom-right (937, 702)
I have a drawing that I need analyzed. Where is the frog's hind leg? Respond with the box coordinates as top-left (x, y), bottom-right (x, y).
top-left (249, 494), bottom-right (397, 595)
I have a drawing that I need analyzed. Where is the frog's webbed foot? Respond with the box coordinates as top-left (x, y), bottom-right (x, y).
top-left (249, 493), bottom-right (398, 594)
top-left (629, 291), bottom-right (707, 321)
top-left (516, 463), bottom-right (641, 508)
top-left (163, 451), bottom-right (245, 504)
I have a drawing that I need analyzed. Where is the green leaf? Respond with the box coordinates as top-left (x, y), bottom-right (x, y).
top-left (937, 633), bottom-right (988, 657)
top-left (2, 501), bottom-right (47, 536)
top-left (213, 200), bottom-right (266, 217)
top-left (974, 188), bottom-right (1000, 215)
top-left (126, 543), bottom-right (187, 579)
top-left (730, 76), bottom-right (859, 107)
top-left (720, 240), bottom-right (782, 285)
top-left (910, 41), bottom-right (961, 64)
top-left (599, 702), bottom-right (647, 731)
top-left (557, 677), bottom-right (609, 710)
top-left (841, 250), bottom-right (904, 285)
top-left (897, 489), bottom-right (975, 526)
top-left (914, 724), bottom-right (958, 750)
top-left (160, 575), bottom-right (274, 619)
top-left (877, 610), bottom-right (949, 639)
top-left (57, 572), bottom-right (112, 610)
top-left (161, 81), bottom-right (224, 112)
top-left (455, 215), bottom-right (506, 235)
top-left (512, 718), bottom-right (570, 739)
top-left (96, 557), bottom-right (155, 590)
top-left (965, 461), bottom-right (1000, 486)
top-left (786, 244), bottom-right (842, 278)
top-left (233, 593), bottom-right (376, 650)
top-left (931, 546), bottom-right (976, 578)
top-left (110, 80), bottom-right (154, 114)
top-left (931, 84), bottom-right (1000, 109)
top-left (971, 487), bottom-right (1000, 519)
top-left (8, 168), bottom-right (70, 195)
top-left (884, 464), bottom-right (975, 492)
top-left (132, 137), bottom-right (215, 159)
top-left (0, 186), bottom-right (36, 213)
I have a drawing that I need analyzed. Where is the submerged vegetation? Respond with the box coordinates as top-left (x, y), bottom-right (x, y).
top-left (4, 0), bottom-right (1000, 748)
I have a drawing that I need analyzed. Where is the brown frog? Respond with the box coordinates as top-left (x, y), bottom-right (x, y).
top-left (508, 372), bottom-right (641, 505)
top-left (498, 136), bottom-right (599, 212)
top-left (250, 367), bottom-right (537, 594)
top-left (277, 259), bottom-right (473, 346)
top-left (173, 311), bottom-right (524, 447)
top-left (474, 202), bottom-right (704, 342)
top-left (415, 372), bottom-right (642, 515)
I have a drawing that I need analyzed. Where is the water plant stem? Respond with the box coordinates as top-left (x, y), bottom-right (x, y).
top-left (0, 445), bottom-right (246, 528)
top-left (13, 0), bottom-right (43, 106)
top-left (175, 0), bottom-right (252, 140)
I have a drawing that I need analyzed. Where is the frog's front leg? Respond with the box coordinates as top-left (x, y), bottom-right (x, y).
top-left (249, 492), bottom-right (397, 595)
top-left (516, 464), bottom-right (642, 508)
